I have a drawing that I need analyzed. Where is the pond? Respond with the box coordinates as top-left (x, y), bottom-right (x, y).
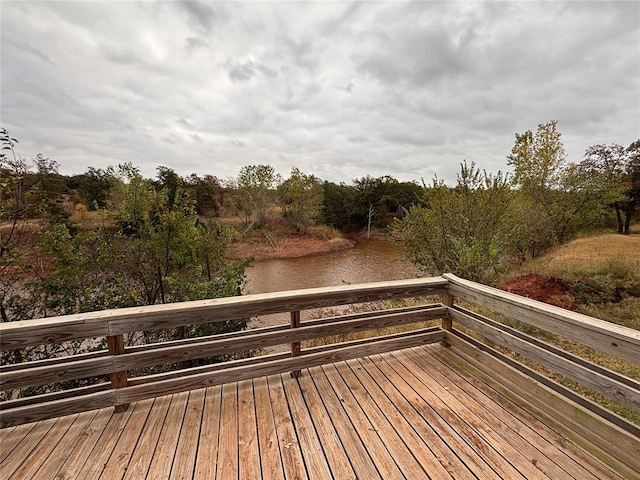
top-left (244, 239), bottom-right (421, 328)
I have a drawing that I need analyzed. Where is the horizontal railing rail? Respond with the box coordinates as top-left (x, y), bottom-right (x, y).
top-left (0, 278), bottom-right (448, 427)
top-left (1, 273), bottom-right (638, 452)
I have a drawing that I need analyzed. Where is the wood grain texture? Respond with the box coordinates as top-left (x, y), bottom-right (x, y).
top-left (444, 273), bottom-right (640, 364)
top-left (446, 330), bottom-right (640, 478)
top-left (0, 277), bottom-right (447, 349)
top-left (114, 330), bottom-right (444, 406)
top-left (449, 306), bottom-right (640, 413)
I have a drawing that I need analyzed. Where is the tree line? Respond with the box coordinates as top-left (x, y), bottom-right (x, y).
top-left (394, 121), bottom-right (640, 283)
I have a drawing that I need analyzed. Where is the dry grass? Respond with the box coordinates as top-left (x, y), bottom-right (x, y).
top-left (525, 233), bottom-right (640, 277)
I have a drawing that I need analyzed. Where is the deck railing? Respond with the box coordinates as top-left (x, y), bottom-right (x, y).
top-left (1, 275), bottom-right (639, 471)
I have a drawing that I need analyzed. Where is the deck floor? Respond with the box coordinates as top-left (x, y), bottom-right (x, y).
top-left (0, 344), bottom-right (624, 479)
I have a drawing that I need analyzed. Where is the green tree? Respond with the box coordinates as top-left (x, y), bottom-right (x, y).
top-left (236, 164), bottom-right (281, 229)
top-left (278, 167), bottom-right (324, 233)
top-left (74, 167), bottom-right (110, 210)
top-left (185, 173), bottom-right (221, 217)
top-left (574, 141), bottom-right (640, 234)
top-left (507, 120), bottom-right (595, 243)
top-left (393, 161), bottom-right (512, 284)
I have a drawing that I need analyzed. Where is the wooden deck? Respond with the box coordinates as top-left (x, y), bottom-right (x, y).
top-left (0, 344), bottom-right (623, 480)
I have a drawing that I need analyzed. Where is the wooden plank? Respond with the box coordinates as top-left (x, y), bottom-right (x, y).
top-left (355, 355), bottom-right (476, 479)
top-left (253, 376), bottom-right (285, 480)
top-left (71, 401), bottom-right (137, 480)
top-left (123, 395), bottom-right (172, 480)
top-left (343, 357), bottom-right (455, 478)
top-left (419, 345), bottom-right (622, 480)
top-left (444, 273), bottom-right (640, 364)
top-left (0, 422), bottom-right (35, 463)
top-left (145, 391), bottom-right (189, 479)
top-left (446, 330), bottom-right (640, 478)
top-left (170, 388), bottom-right (205, 479)
top-left (107, 334), bottom-right (129, 413)
top-left (329, 361), bottom-right (435, 478)
top-left (302, 368), bottom-right (382, 480)
top-left (267, 374), bottom-right (308, 480)
top-left (237, 380), bottom-right (262, 480)
top-left (290, 310), bottom-right (301, 378)
top-left (363, 353), bottom-right (498, 480)
top-left (451, 305), bottom-right (639, 389)
top-left (0, 389), bottom-right (116, 428)
top-left (0, 417), bottom-right (59, 479)
top-left (1, 308), bottom-right (446, 392)
top-left (48, 407), bottom-right (113, 480)
top-left (320, 363), bottom-right (404, 479)
top-left (449, 306), bottom-right (640, 413)
top-left (30, 410), bottom-right (99, 479)
top-left (0, 277), bottom-right (447, 349)
top-left (193, 386), bottom-right (223, 479)
top-left (6, 413), bottom-right (77, 479)
top-left (115, 330), bottom-right (444, 406)
top-left (392, 349), bottom-right (547, 480)
top-left (294, 375), bottom-right (356, 480)
top-left (216, 383), bottom-right (239, 480)
top-left (97, 398), bottom-right (154, 479)
top-left (281, 374), bottom-right (333, 479)
top-left (0, 382), bottom-right (111, 410)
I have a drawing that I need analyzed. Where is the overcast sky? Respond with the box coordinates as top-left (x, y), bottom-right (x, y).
top-left (2, 1), bottom-right (639, 184)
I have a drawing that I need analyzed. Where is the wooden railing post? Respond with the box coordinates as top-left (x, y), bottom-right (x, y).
top-left (107, 334), bottom-right (130, 412)
top-left (290, 310), bottom-right (301, 378)
top-left (441, 292), bottom-right (454, 347)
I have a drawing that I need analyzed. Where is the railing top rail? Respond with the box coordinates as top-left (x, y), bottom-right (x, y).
top-left (0, 277), bottom-right (448, 350)
top-left (443, 273), bottom-right (640, 342)
top-left (444, 273), bottom-right (640, 365)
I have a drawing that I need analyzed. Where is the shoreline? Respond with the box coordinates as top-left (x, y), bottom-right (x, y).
top-left (228, 236), bottom-right (356, 261)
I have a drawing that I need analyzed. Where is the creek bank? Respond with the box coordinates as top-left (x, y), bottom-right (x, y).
top-left (228, 235), bottom-right (355, 261)
top-left (499, 274), bottom-right (577, 309)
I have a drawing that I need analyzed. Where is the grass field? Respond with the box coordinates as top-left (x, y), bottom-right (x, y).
top-left (516, 233), bottom-right (640, 329)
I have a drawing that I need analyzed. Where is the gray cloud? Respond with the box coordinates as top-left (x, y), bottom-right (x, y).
top-left (1, 1), bottom-right (638, 185)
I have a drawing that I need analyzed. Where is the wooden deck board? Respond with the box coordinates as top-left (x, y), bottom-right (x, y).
top-left (0, 344), bottom-right (628, 480)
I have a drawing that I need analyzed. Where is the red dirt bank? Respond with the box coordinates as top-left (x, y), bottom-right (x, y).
top-left (499, 274), bottom-right (577, 309)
